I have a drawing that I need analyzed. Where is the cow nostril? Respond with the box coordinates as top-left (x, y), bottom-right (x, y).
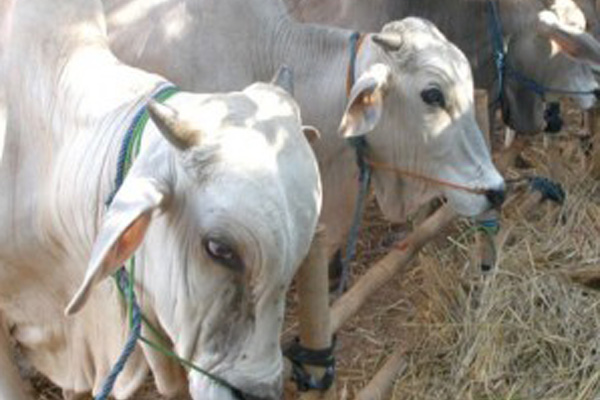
top-left (485, 188), bottom-right (505, 208)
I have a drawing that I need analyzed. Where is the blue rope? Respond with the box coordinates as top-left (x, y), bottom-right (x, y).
top-left (96, 83), bottom-right (177, 400)
top-left (95, 269), bottom-right (142, 400)
top-left (477, 217), bottom-right (501, 235)
top-left (487, 0), bottom-right (506, 104)
top-left (338, 137), bottom-right (371, 296)
top-left (529, 176), bottom-right (566, 204)
top-left (105, 84), bottom-right (179, 206)
top-left (337, 32), bottom-right (372, 295)
top-left (505, 67), bottom-right (600, 99)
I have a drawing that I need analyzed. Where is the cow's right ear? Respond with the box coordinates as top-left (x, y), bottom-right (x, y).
top-left (339, 63), bottom-right (392, 138)
top-left (536, 10), bottom-right (600, 65)
top-left (65, 178), bottom-right (167, 316)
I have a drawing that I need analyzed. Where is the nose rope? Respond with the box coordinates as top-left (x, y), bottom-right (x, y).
top-left (366, 159), bottom-right (490, 195)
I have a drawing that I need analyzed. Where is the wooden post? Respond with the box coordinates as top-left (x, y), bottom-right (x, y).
top-left (331, 204), bottom-right (457, 333)
top-left (296, 225), bottom-right (336, 400)
top-left (474, 89), bottom-right (490, 147)
top-left (353, 346), bottom-right (408, 400)
top-left (586, 107), bottom-right (600, 179)
top-left (472, 89), bottom-right (497, 273)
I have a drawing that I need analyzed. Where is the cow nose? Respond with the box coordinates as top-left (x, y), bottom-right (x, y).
top-left (485, 187), bottom-right (505, 209)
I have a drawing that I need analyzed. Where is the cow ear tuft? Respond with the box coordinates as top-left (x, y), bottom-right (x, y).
top-left (339, 64), bottom-right (391, 138)
top-left (65, 178), bottom-right (166, 316)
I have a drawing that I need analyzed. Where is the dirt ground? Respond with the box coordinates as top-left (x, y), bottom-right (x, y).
top-left (30, 101), bottom-right (600, 400)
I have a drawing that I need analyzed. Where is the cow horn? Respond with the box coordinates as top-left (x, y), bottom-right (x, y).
top-left (271, 65), bottom-right (294, 95)
top-left (147, 100), bottom-right (199, 150)
top-left (372, 33), bottom-right (403, 52)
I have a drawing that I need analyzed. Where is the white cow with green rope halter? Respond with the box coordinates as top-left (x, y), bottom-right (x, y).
top-left (0, 0), bottom-right (322, 399)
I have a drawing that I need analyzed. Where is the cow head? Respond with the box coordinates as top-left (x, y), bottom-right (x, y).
top-left (504, 9), bottom-right (600, 134)
top-left (339, 18), bottom-right (504, 222)
top-left (65, 74), bottom-right (322, 400)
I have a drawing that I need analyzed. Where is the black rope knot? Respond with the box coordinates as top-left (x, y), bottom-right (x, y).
top-left (284, 337), bottom-right (336, 392)
top-left (544, 102), bottom-right (563, 134)
top-left (529, 176), bottom-right (566, 204)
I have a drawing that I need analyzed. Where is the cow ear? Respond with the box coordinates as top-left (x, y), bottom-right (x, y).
top-left (65, 178), bottom-right (167, 316)
top-left (339, 64), bottom-right (392, 138)
top-left (537, 10), bottom-right (600, 65)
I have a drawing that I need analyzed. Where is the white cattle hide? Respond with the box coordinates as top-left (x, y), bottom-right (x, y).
top-left (284, 0), bottom-right (600, 134)
top-left (0, 1), bottom-right (321, 399)
top-left (104, 0), bottom-right (505, 257)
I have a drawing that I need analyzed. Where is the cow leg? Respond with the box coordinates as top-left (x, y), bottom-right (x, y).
top-left (0, 316), bottom-right (34, 400)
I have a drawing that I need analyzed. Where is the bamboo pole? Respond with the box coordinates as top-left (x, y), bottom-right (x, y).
top-left (353, 346), bottom-right (408, 400)
top-left (472, 90), bottom-right (497, 272)
top-left (297, 225), bottom-right (336, 400)
top-left (331, 204), bottom-right (457, 333)
top-left (475, 89), bottom-right (490, 147)
top-left (586, 107), bottom-right (600, 179)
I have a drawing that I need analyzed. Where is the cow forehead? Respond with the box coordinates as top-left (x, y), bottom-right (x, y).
top-left (381, 20), bottom-right (472, 84)
top-left (173, 85), bottom-right (300, 137)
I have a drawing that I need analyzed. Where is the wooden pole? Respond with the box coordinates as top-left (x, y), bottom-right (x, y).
top-left (296, 225), bottom-right (336, 400)
top-left (331, 204), bottom-right (457, 333)
top-left (353, 346), bottom-right (408, 400)
top-left (474, 89), bottom-right (490, 147)
top-left (586, 107), bottom-right (600, 179)
top-left (472, 89), bottom-right (497, 272)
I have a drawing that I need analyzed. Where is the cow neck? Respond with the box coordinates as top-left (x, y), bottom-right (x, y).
top-left (106, 82), bottom-right (179, 206)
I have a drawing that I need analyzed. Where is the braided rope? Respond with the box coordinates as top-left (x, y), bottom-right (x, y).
top-left (95, 269), bottom-right (142, 400)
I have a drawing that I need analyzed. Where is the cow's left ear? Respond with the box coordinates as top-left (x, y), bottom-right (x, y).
top-left (65, 178), bottom-right (167, 316)
top-left (537, 10), bottom-right (600, 65)
top-left (339, 63), bottom-right (392, 138)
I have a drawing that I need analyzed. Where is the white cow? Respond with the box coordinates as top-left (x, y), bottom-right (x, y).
top-left (285, 0), bottom-right (600, 134)
top-left (0, 1), bottom-right (321, 399)
top-left (0, 0), bottom-right (12, 163)
top-left (105, 0), bottom-right (506, 259)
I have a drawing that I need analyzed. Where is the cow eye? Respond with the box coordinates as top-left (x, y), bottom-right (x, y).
top-left (204, 238), bottom-right (244, 271)
top-left (421, 87), bottom-right (446, 108)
